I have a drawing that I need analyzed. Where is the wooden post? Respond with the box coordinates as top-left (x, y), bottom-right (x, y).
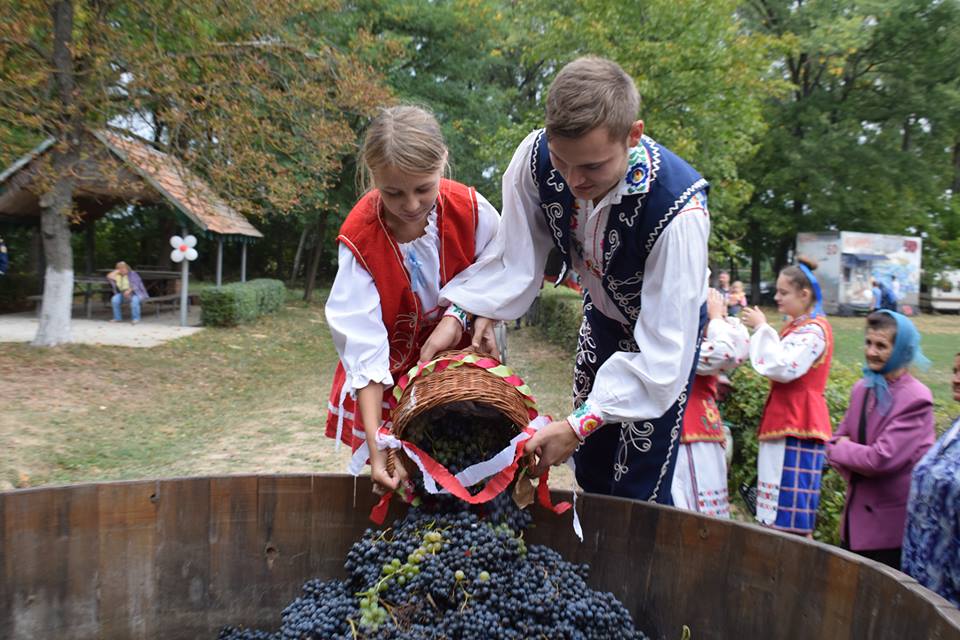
top-left (84, 219), bottom-right (96, 318)
top-left (240, 242), bottom-right (247, 283)
top-left (84, 221), bottom-right (95, 275)
top-left (216, 237), bottom-right (223, 288)
top-left (180, 227), bottom-right (189, 327)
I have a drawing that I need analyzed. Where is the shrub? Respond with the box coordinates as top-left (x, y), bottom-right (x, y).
top-left (534, 286), bottom-right (582, 353)
top-left (200, 278), bottom-right (286, 327)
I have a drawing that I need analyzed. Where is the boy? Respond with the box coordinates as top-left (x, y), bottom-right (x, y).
top-left (424, 56), bottom-right (709, 503)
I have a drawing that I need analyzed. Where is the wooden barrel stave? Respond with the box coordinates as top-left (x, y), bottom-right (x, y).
top-left (1, 474), bottom-right (958, 640)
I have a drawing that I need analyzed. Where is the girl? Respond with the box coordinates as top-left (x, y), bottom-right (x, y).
top-left (671, 288), bottom-right (750, 518)
top-left (727, 280), bottom-right (748, 316)
top-left (324, 106), bottom-right (501, 494)
top-left (741, 257), bottom-right (833, 535)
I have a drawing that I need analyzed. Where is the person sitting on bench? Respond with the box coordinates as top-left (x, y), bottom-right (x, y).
top-left (106, 261), bottom-right (149, 324)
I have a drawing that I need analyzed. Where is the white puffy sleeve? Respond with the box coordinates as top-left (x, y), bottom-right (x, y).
top-left (749, 321), bottom-right (826, 383)
top-left (696, 317), bottom-right (751, 376)
top-left (439, 130), bottom-right (555, 320)
top-left (324, 244), bottom-right (393, 391)
top-left (578, 194), bottom-right (710, 426)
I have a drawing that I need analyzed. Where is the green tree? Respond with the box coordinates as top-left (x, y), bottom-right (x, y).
top-left (740, 0), bottom-right (960, 292)
top-left (483, 0), bottom-right (779, 256)
top-left (0, 0), bottom-right (389, 344)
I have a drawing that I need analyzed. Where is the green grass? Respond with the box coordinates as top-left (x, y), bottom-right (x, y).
top-left (0, 289), bottom-right (351, 489)
top-left (3, 286), bottom-right (957, 493)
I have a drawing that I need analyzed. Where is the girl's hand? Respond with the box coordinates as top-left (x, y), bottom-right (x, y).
top-left (740, 306), bottom-right (767, 330)
top-left (369, 449), bottom-right (408, 495)
top-left (420, 315), bottom-right (463, 362)
top-left (706, 288), bottom-right (726, 320)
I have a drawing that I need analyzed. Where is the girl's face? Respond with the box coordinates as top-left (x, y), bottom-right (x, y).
top-left (864, 327), bottom-right (897, 372)
top-left (373, 164), bottom-right (443, 226)
top-left (773, 273), bottom-right (813, 318)
top-left (952, 354), bottom-right (960, 402)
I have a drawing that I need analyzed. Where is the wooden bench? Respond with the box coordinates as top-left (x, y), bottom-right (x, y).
top-left (141, 294), bottom-right (182, 317)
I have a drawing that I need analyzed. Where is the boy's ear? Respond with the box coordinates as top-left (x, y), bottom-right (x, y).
top-left (628, 120), bottom-right (644, 147)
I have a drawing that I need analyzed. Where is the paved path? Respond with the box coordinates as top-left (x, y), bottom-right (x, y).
top-left (0, 310), bottom-right (203, 348)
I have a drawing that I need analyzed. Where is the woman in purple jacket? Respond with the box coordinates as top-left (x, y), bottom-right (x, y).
top-left (826, 310), bottom-right (934, 569)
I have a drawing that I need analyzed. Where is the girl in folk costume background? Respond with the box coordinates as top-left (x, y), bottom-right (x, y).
top-left (741, 256), bottom-right (834, 536)
top-left (325, 106), bottom-right (501, 494)
top-left (671, 288), bottom-right (750, 518)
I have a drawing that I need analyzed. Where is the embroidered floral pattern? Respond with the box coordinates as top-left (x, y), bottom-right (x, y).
top-left (567, 400), bottom-right (604, 441)
top-left (624, 145), bottom-right (652, 195)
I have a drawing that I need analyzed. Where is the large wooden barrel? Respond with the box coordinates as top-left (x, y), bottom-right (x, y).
top-left (2, 474), bottom-right (958, 639)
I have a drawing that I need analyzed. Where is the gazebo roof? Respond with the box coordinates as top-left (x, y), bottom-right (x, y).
top-left (0, 129), bottom-right (262, 240)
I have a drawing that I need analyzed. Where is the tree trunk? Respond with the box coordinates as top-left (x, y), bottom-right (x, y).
top-left (33, 0), bottom-right (79, 347)
top-left (750, 225), bottom-right (762, 303)
top-left (303, 232), bottom-right (323, 303)
top-left (303, 215), bottom-right (329, 303)
top-left (288, 224), bottom-right (308, 286)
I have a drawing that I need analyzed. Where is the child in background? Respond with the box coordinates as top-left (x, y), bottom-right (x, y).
top-left (741, 256), bottom-right (834, 536)
top-left (671, 288), bottom-right (750, 518)
top-left (727, 280), bottom-right (748, 316)
top-left (324, 106), bottom-right (501, 494)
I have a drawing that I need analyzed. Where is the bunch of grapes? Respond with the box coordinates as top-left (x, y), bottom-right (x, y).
top-left (218, 500), bottom-right (647, 640)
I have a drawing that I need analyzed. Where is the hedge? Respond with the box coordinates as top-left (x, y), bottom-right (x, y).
top-left (532, 285), bottom-right (858, 543)
top-left (535, 285), bottom-right (583, 350)
top-left (200, 278), bottom-right (286, 327)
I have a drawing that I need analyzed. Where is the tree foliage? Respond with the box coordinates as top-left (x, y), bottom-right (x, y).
top-left (740, 0), bottom-right (960, 279)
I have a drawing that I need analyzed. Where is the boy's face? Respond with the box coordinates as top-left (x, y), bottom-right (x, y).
top-left (547, 121), bottom-right (644, 203)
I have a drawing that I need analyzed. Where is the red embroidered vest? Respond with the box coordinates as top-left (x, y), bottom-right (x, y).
top-left (325, 179), bottom-right (478, 448)
top-left (757, 316), bottom-right (834, 442)
top-left (681, 374), bottom-right (726, 445)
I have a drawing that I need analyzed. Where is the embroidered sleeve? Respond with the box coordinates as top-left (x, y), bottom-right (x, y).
top-left (325, 244), bottom-right (394, 391)
top-left (442, 304), bottom-right (470, 331)
top-left (439, 130), bottom-right (555, 321)
top-left (566, 400), bottom-right (604, 441)
top-left (749, 322), bottom-right (826, 383)
top-left (697, 317), bottom-right (750, 376)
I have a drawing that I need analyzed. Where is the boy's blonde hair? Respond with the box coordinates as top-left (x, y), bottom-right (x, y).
top-left (545, 56), bottom-right (640, 141)
top-left (358, 105), bottom-right (448, 193)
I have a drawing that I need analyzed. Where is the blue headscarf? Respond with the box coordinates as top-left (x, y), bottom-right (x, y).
top-left (798, 263), bottom-right (824, 318)
top-left (862, 310), bottom-right (931, 414)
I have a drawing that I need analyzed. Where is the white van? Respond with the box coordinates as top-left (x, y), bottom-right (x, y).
top-left (930, 269), bottom-right (960, 312)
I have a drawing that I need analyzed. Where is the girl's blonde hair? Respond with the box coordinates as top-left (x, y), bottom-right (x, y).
top-left (731, 280), bottom-right (744, 292)
top-left (357, 105), bottom-right (449, 193)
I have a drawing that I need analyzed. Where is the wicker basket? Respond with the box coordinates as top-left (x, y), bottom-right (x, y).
top-left (391, 350), bottom-right (533, 440)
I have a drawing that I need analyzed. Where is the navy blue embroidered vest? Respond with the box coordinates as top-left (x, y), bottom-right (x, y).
top-left (531, 129), bottom-right (708, 323)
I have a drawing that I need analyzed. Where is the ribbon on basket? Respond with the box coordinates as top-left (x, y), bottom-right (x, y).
top-left (353, 416), bottom-right (581, 540)
top-left (351, 351), bottom-right (582, 539)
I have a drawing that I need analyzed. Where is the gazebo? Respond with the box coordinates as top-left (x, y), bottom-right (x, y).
top-left (0, 128), bottom-right (263, 285)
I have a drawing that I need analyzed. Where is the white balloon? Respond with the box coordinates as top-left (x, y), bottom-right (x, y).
top-left (170, 235), bottom-right (183, 249)
top-left (170, 249), bottom-right (185, 263)
top-left (185, 248), bottom-right (198, 261)
top-left (184, 235), bottom-right (198, 248)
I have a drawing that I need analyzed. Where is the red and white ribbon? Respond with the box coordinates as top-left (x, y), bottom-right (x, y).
top-left (348, 414), bottom-right (582, 541)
